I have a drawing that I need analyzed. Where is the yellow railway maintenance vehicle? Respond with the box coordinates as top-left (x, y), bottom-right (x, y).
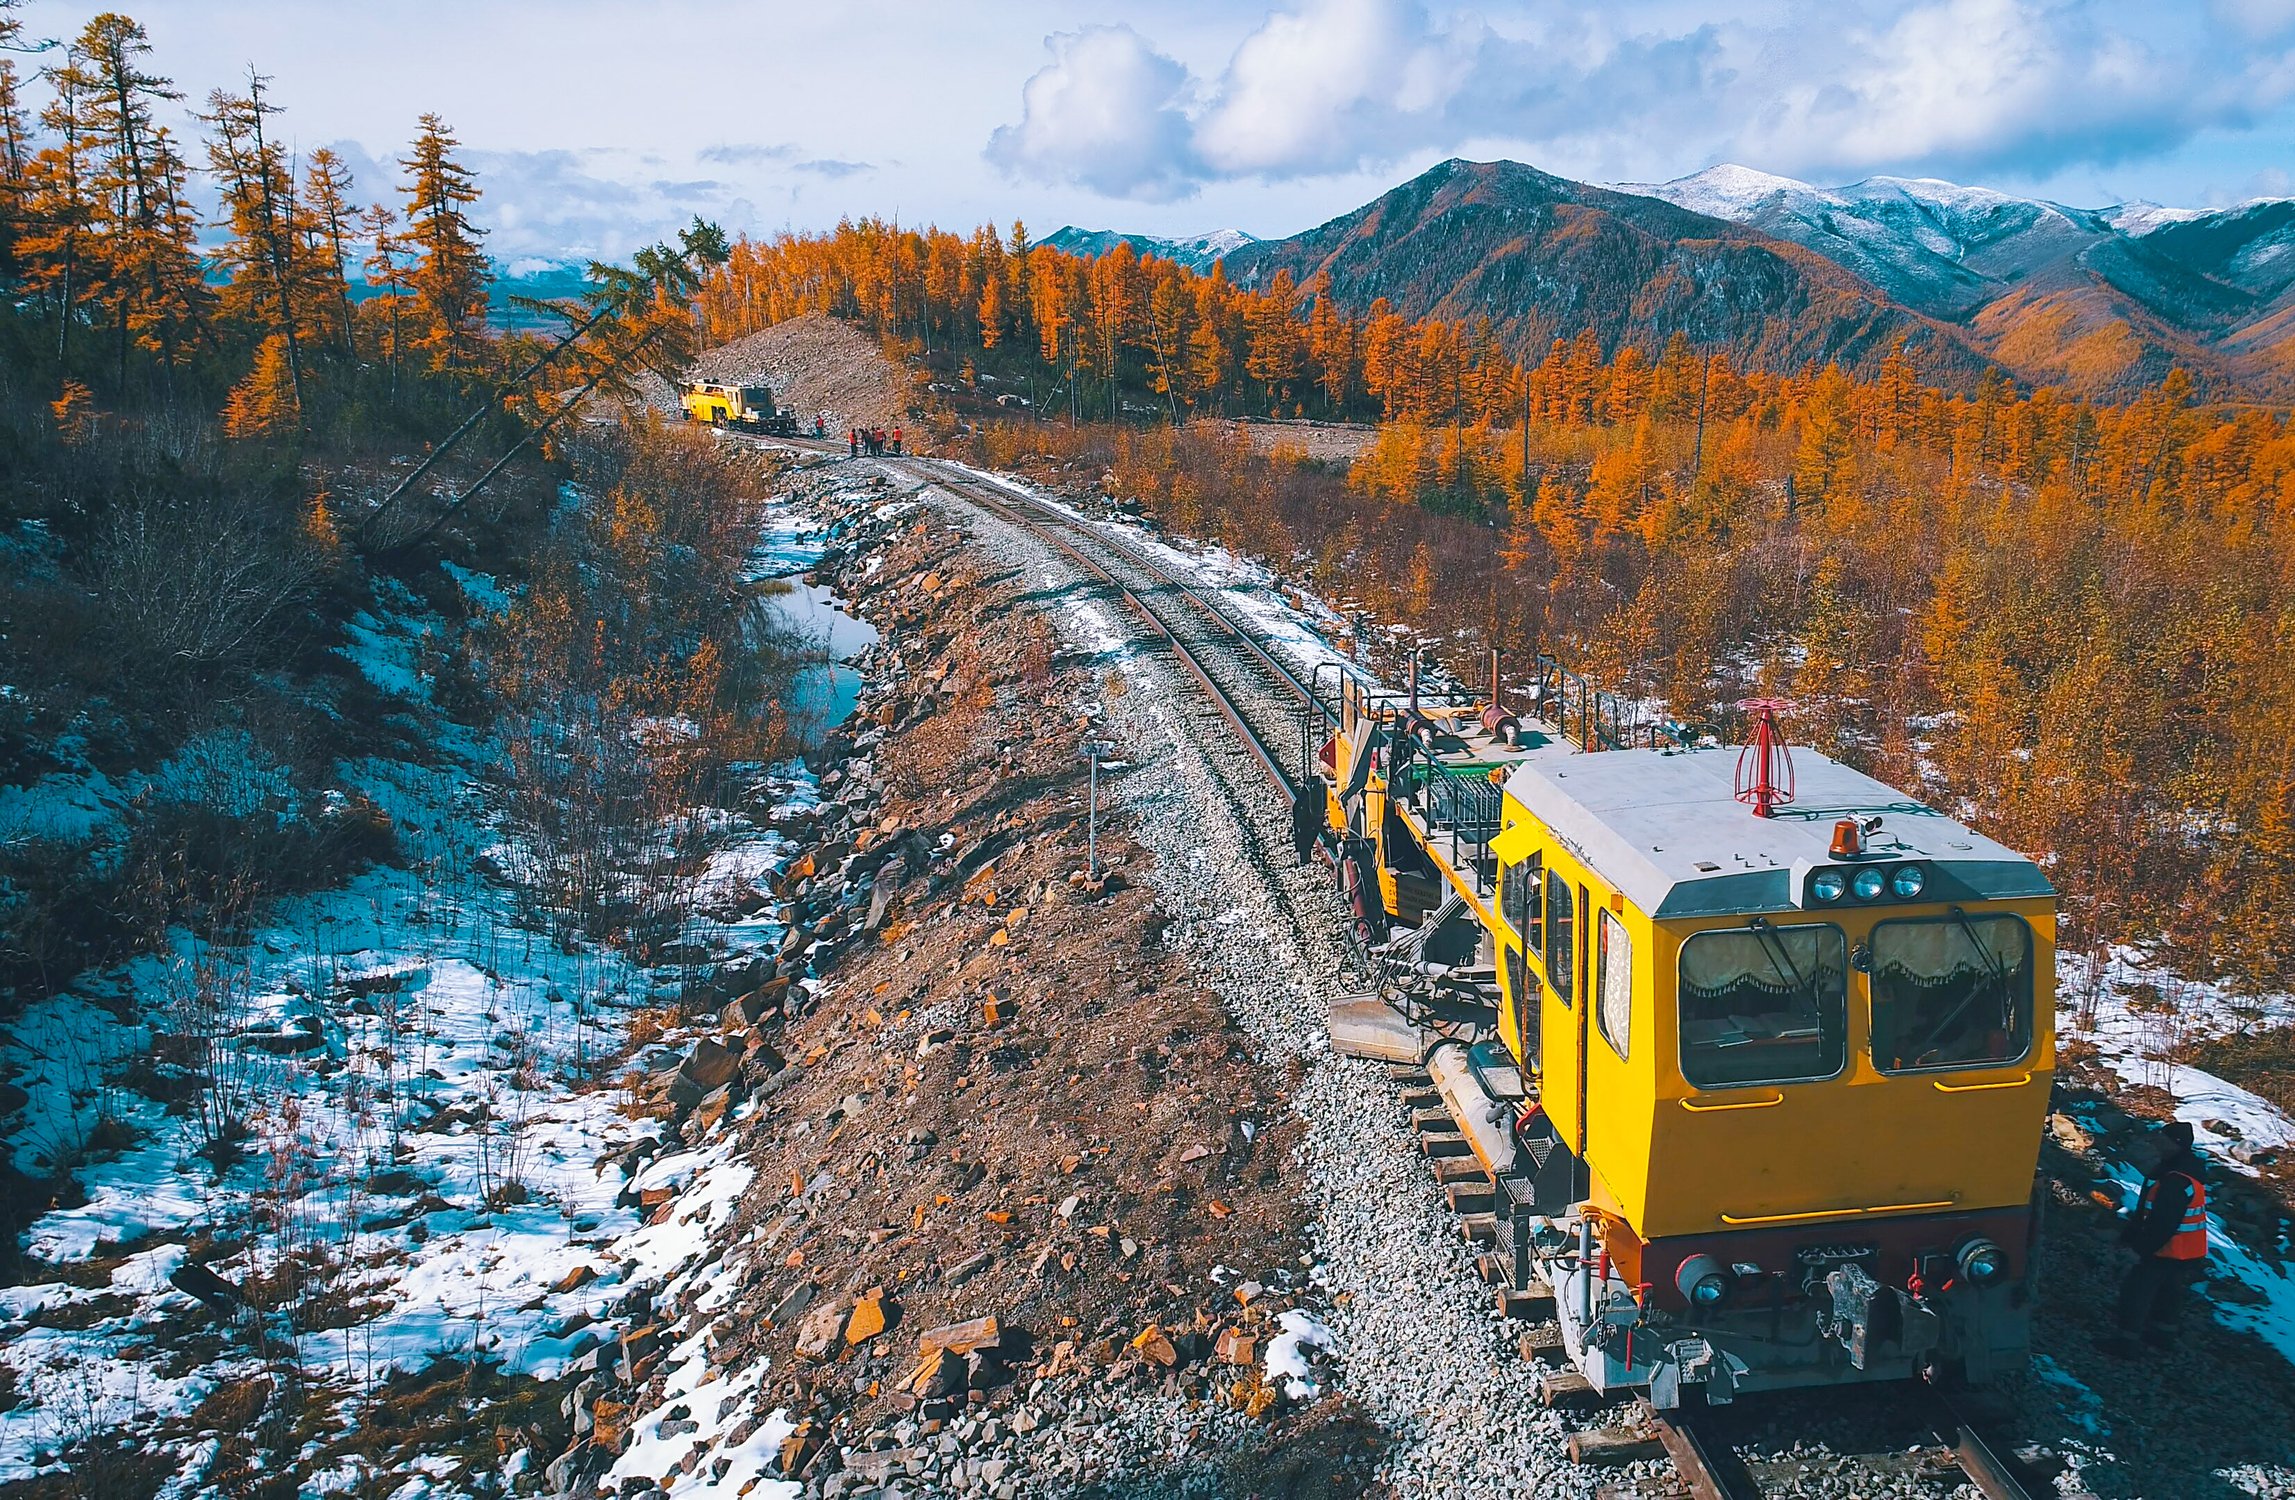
top-left (1299, 655), bottom-right (2054, 1406)
top-left (679, 377), bottom-right (801, 436)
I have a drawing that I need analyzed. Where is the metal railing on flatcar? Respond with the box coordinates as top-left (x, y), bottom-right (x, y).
top-left (1530, 653), bottom-right (1698, 753)
top-left (1296, 652), bottom-right (1699, 788)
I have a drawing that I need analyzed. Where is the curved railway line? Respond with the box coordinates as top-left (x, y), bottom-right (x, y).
top-left (769, 436), bottom-right (2069, 1500)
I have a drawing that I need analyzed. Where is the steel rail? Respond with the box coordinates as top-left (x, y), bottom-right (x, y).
top-left (916, 465), bottom-right (1302, 799)
top-left (914, 458), bottom-right (1321, 708)
top-left (1640, 1401), bottom-right (1766, 1500)
top-left (756, 435), bottom-right (2072, 1500)
top-left (1929, 1388), bottom-right (2061, 1500)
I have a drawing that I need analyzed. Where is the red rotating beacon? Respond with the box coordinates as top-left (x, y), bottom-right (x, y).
top-left (1733, 698), bottom-right (1796, 818)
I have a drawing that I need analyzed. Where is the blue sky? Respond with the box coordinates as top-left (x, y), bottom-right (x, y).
top-left (18, 0), bottom-right (2295, 261)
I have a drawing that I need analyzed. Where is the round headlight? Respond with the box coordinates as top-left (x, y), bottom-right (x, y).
top-left (1890, 864), bottom-right (1927, 900)
top-left (1811, 870), bottom-right (1847, 903)
top-left (1852, 866), bottom-right (1887, 901)
top-left (1676, 1253), bottom-right (1730, 1308)
top-left (1956, 1237), bottom-right (2007, 1284)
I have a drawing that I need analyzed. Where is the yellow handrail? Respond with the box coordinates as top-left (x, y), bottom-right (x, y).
top-left (1721, 1197), bottom-right (1958, 1227)
top-left (1932, 1072), bottom-right (2034, 1094)
top-left (1678, 1093), bottom-right (1785, 1113)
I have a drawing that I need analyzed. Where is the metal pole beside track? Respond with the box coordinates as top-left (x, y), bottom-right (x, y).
top-left (1081, 737), bottom-right (1115, 879)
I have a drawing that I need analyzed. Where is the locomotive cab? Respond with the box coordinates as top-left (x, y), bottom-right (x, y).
top-left (1491, 747), bottom-right (2053, 1399)
top-left (1317, 661), bottom-right (2057, 1405)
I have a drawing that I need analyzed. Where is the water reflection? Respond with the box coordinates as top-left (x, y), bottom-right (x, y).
top-left (753, 508), bottom-right (877, 735)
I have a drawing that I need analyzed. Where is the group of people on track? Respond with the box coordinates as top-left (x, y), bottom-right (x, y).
top-left (849, 426), bottom-right (901, 457)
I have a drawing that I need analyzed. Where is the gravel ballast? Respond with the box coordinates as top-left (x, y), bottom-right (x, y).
top-left (925, 481), bottom-right (1602, 1498)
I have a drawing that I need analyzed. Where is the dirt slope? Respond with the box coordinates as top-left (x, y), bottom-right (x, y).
top-left (624, 314), bottom-right (917, 435)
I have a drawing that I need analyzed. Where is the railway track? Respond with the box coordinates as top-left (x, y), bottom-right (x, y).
top-left (774, 437), bottom-right (2074, 1500)
top-left (1630, 1385), bottom-right (2068, 1500)
top-left (906, 459), bottom-right (1323, 791)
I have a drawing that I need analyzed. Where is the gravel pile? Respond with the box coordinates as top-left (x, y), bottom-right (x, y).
top-left (620, 314), bottom-right (915, 433)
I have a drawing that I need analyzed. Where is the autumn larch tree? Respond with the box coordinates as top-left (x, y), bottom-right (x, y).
top-left (360, 200), bottom-right (412, 399)
top-left (400, 112), bottom-right (489, 372)
top-left (0, 2), bottom-right (39, 299)
top-left (20, 48), bottom-right (94, 372)
top-left (204, 71), bottom-right (309, 418)
top-left (301, 146), bottom-right (359, 358)
top-left (67, 14), bottom-right (207, 391)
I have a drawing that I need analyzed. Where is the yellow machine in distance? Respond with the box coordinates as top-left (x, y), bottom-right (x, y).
top-left (679, 378), bottom-right (800, 436)
top-left (1302, 654), bottom-right (2054, 1405)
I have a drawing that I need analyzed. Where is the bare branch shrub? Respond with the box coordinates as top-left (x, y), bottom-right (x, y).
top-left (82, 482), bottom-right (318, 677)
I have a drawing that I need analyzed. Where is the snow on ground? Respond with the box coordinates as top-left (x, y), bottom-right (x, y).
top-left (2061, 948), bottom-right (2295, 1363)
top-left (0, 490), bottom-right (852, 1493)
top-left (939, 461), bottom-right (1372, 692)
top-left (2067, 948), bottom-right (2295, 1171)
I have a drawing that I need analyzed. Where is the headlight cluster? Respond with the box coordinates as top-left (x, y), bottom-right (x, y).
top-left (1809, 862), bottom-right (1927, 903)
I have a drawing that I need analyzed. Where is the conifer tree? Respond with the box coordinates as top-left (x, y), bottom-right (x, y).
top-left (222, 331), bottom-right (296, 437)
top-left (360, 201), bottom-right (411, 397)
top-left (204, 72), bottom-right (307, 417)
top-left (71, 14), bottom-right (205, 389)
top-left (302, 146), bottom-right (359, 356)
top-left (399, 112), bottom-right (489, 371)
top-left (976, 274), bottom-right (1005, 351)
top-left (20, 52), bottom-right (94, 370)
top-left (0, 4), bottom-right (33, 292)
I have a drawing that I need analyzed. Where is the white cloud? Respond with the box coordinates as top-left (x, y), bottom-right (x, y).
top-left (985, 25), bottom-right (1202, 202)
top-left (985, 0), bottom-right (2295, 202)
top-left (1193, 0), bottom-right (1480, 177)
top-left (2215, 0), bottom-right (2295, 38)
top-left (1739, 0), bottom-right (2208, 178)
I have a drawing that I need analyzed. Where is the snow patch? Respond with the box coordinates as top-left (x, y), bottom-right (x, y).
top-left (1264, 1308), bottom-right (1335, 1399)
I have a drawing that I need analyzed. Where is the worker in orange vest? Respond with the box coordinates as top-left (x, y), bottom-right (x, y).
top-left (2103, 1119), bottom-right (2208, 1355)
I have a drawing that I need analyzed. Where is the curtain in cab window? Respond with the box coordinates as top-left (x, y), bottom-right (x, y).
top-left (1869, 915), bottom-right (2034, 1072)
top-left (1678, 925), bottom-right (1847, 1087)
top-left (1596, 910), bottom-right (1631, 1059)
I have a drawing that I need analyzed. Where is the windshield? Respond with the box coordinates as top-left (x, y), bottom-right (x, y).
top-left (1678, 923), bottom-right (1847, 1088)
top-left (1870, 914), bottom-right (2034, 1072)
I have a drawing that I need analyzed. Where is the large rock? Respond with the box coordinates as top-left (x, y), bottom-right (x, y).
top-left (795, 1296), bottom-right (852, 1360)
top-left (680, 1038), bottom-right (739, 1092)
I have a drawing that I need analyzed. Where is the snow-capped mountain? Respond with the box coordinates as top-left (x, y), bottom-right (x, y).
top-left (2102, 202), bottom-right (2215, 237)
top-left (1614, 165), bottom-right (2107, 317)
top-left (1040, 226), bottom-right (1259, 270)
top-left (1614, 165), bottom-right (2295, 332)
top-left (1054, 161), bottom-right (2295, 400)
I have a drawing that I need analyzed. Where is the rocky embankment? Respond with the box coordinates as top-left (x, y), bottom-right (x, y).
top-left (544, 460), bottom-right (1375, 1499)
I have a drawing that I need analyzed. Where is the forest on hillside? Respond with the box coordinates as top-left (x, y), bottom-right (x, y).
top-left (0, 8), bottom-right (789, 1050)
top-left (704, 217), bottom-right (2295, 1004)
top-left (3, 5), bottom-right (2289, 1026)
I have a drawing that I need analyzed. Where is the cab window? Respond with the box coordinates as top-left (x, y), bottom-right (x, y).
top-left (1544, 870), bottom-right (1575, 1004)
top-left (1596, 910), bottom-right (1631, 1059)
top-left (1502, 853), bottom-right (1543, 960)
top-left (1869, 914), bottom-right (2034, 1073)
top-left (1678, 923), bottom-right (1847, 1088)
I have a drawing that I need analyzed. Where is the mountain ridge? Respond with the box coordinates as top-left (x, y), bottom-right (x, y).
top-left (1039, 225), bottom-right (1258, 271)
top-left (1053, 159), bottom-right (2295, 399)
top-left (1612, 164), bottom-right (2295, 395)
top-left (1218, 158), bottom-right (1991, 384)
